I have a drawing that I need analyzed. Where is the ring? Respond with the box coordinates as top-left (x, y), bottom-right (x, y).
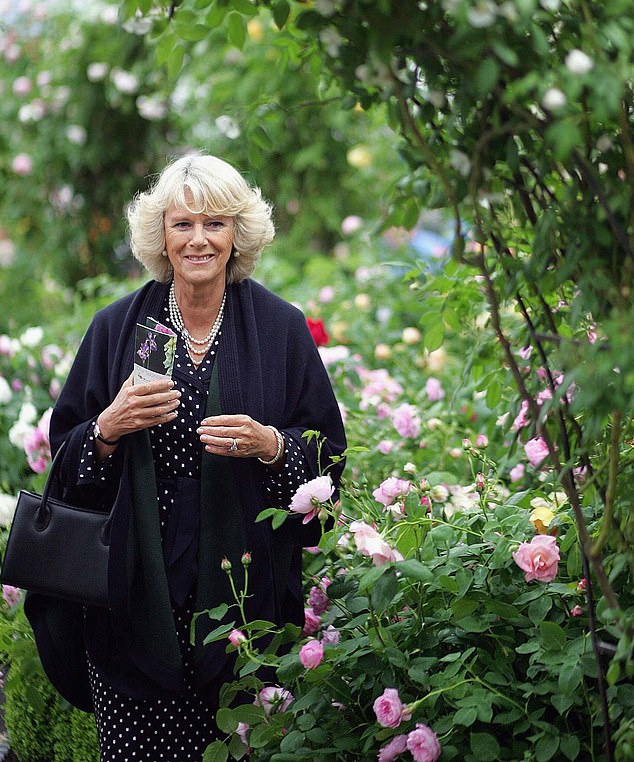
top-left (229, 438), bottom-right (238, 452)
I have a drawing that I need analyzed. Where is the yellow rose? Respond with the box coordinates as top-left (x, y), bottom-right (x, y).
top-left (529, 505), bottom-right (555, 534)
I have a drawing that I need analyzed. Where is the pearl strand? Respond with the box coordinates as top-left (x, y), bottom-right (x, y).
top-left (168, 281), bottom-right (226, 356)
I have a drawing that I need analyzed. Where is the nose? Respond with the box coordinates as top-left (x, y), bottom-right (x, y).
top-left (190, 223), bottom-right (206, 246)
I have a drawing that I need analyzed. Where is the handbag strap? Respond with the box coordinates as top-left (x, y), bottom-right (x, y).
top-left (37, 439), bottom-right (124, 543)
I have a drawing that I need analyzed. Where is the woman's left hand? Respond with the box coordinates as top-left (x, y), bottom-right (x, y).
top-left (197, 414), bottom-right (279, 460)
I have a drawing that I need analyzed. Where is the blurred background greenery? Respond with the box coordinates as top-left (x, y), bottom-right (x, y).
top-left (0, 0), bottom-right (419, 333)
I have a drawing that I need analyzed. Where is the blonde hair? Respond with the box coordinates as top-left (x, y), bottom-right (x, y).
top-left (127, 154), bottom-right (275, 283)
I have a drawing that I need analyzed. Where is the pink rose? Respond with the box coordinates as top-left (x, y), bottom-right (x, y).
top-left (308, 582), bottom-right (330, 615)
top-left (570, 605), bottom-right (583, 617)
top-left (378, 440), bottom-right (395, 455)
top-left (23, 425), bottom-right (50, 474)
top-left (373, 688), bottom-right (411, 728)
top-left (512, 535), bottom-right (560, 582)
top-left (372, 477), bottom-right (411, 507)
top-left (349, 520), bottom-right (403, 566)
top-left (255, 686), bottom-right (294, 715)
top-left (301, 607), bottom-right (321, 636)
top-left (228, 629), bottom-right (247, 647)
top-left (406, 723), bottom-right (441, 762)
top-left (299, 639), bottom-right (324, 669)
top-left (476, 433), bottom-right (488, 448)
top-left (378, 734), bottom-right (408, 762)
top-left (512, 399), bottom-right (530, 431)
top-left (289, 475), bottom-right (334, 524)
top-left (2, 585), bottom-right (23, 607)
top-left (391, 403), bottom-right (421, 439)
top-left (518, 345), bottom-right (532, 360)
top-left (11, 153), bottom-right (33, 176)
top-left (236, 722), bottom-right (249, 746)
top-left (424, 377), bottom-right (445, 402)
top-left (524, 437), bottom-right (550, 467)
top-left (321, 625), bottom-right (340, 645)
top-left (509, 463), bottom-right (525, 482)
top-left (12, 76), bottom-right (32, 95)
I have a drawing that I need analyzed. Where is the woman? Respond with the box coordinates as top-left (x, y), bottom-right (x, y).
top-left (25, 154), bottom-right (346, 760)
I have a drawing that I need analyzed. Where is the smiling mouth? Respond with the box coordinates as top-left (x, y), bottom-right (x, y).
top-left (185, 254), bottom-right (213, 262)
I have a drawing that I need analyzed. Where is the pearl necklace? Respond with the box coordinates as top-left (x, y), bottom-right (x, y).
top-left (168, 281), bottom-right (226, 357)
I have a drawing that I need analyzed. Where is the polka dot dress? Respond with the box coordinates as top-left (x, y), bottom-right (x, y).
top-left (78, 296), bottom-right (310, 760)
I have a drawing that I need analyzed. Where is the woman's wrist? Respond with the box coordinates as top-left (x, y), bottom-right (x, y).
top-left (93, 416), bottom-right (121, 446)
top-left (258, 426), bottom-right (284, 466)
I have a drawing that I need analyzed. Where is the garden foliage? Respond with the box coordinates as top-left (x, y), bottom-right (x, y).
top-left (0, 0), bottom-right (633, 760)
top-left (114, 0), bottom-right (634, 759)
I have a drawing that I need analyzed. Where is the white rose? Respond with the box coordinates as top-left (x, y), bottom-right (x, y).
top-left (541, 88), bottom-right (566, 111)
top-left (87, 62), bottom-right (108, 82)
top-left (20, 326), bottom-right (43, 347)
top-left (0, 376), bottom-right (12, 404)
top-left (0, 493), bottom-right (17, 528)
top-left (565, 49), bottom-right (593, 75)
top-left (430, 484), bottom-right (449, 503)
top-left (111, 68), bottom-right (139, 94)
top-left (9, 419), bottom-right (33, 448)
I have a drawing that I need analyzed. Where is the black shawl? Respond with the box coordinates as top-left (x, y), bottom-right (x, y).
top-left (25, 279), bottom-right (346, 711)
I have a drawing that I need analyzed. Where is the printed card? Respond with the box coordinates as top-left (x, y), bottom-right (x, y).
top-left (133, 319), bottom-right (177, 384)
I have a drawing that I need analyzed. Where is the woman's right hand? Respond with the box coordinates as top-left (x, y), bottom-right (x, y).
top-left (96, 372), bottom-right (181, 442)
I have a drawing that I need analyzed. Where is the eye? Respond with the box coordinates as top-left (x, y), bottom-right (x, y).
top-left (205, 219), bottom-right (224, 229)
top-left (173, 221), bottom-right (191, 229)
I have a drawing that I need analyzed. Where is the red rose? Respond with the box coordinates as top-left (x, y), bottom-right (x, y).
top-left (306, 317), bottom-right (329, 347)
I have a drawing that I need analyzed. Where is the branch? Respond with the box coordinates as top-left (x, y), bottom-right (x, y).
top-left (590, 412), bottom-right (622, 558)
top-left (573, 150), bottom-right (634, 262)
top-left (393, 79), bottom-right (463, 251)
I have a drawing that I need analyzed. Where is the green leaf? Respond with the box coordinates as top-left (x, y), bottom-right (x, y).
top-left (249, 721), bottom-right (280, 749)
top-left (396, 558), bottom-right (433, 583)
top-left (230, 0), bottom-right (259, 15)
top-left (423, 320), bottom-right (444, 352)
top-left (451, 598), bottom-right (479, 619)
top-left (454, 706), bottom-right (478, 726)
top-left (566, 542), bottom-right (582, 577)
top-left (204, 603), bottom-right (229, 621)
top-left (272, 0), bottom-right (290, 28)
top-left (358, 565), bottom-right (387, 594)
top-left (202, 622), bottom-right (235, 645)
top-left (167, 43), bottom-right (185, 79)
top-left (230, 704), bottom-right (266, 724)
top-left (491, 40), bottom-right (519, 66)
top-left (470, 732), bottom-right (500, 761)
top-left (528, 595), bottom-right (552, 625)
top-left (279, 730), bottom-right (305, 753)
top-left (535, 733), bottom-right (559, 762)
top-left (558, 663), bottom-right (583, 694)
top-left (206, 4), bottom-right (228, 27)
top-left (560, 735), bottom-right (581, 760)
top-left (475, 57), bottom-right (499, 96)
top-left (251, 125), bottom-right (274, 150)
top-left (540, 621), bottom-right (566, 651)
top-left (551, 693), bottom-right (574, 714)
top-left (203, 740), bottom-right (229, 762)
top-left (215, 707), bottom-right (239, 734)
top-left (226, 11), bottom-right (247, 48)
top-left (485, 376), bottom-right (501, 407)
top-left (174, 23), bottom-right (210, 41)
top-left (155, 30), bottom-right (177, 66)
top-left (371, 568), bottom-right (398, 612)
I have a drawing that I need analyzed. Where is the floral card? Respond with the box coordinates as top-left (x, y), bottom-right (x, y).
top-left (133, 318), bottom-right (177, 384)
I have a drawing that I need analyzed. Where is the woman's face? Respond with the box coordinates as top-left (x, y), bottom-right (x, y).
top-left (164, 198), bottom-right (234, 292)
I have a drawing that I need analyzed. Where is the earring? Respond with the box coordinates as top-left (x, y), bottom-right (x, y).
top-left (233, 250), bottom-right (240, 258)
top-left (161, 250), bottom-right (167, 257)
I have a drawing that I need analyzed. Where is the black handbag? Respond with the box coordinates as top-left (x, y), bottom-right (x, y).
top-left (0, 441), bottom-right (116, 608)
